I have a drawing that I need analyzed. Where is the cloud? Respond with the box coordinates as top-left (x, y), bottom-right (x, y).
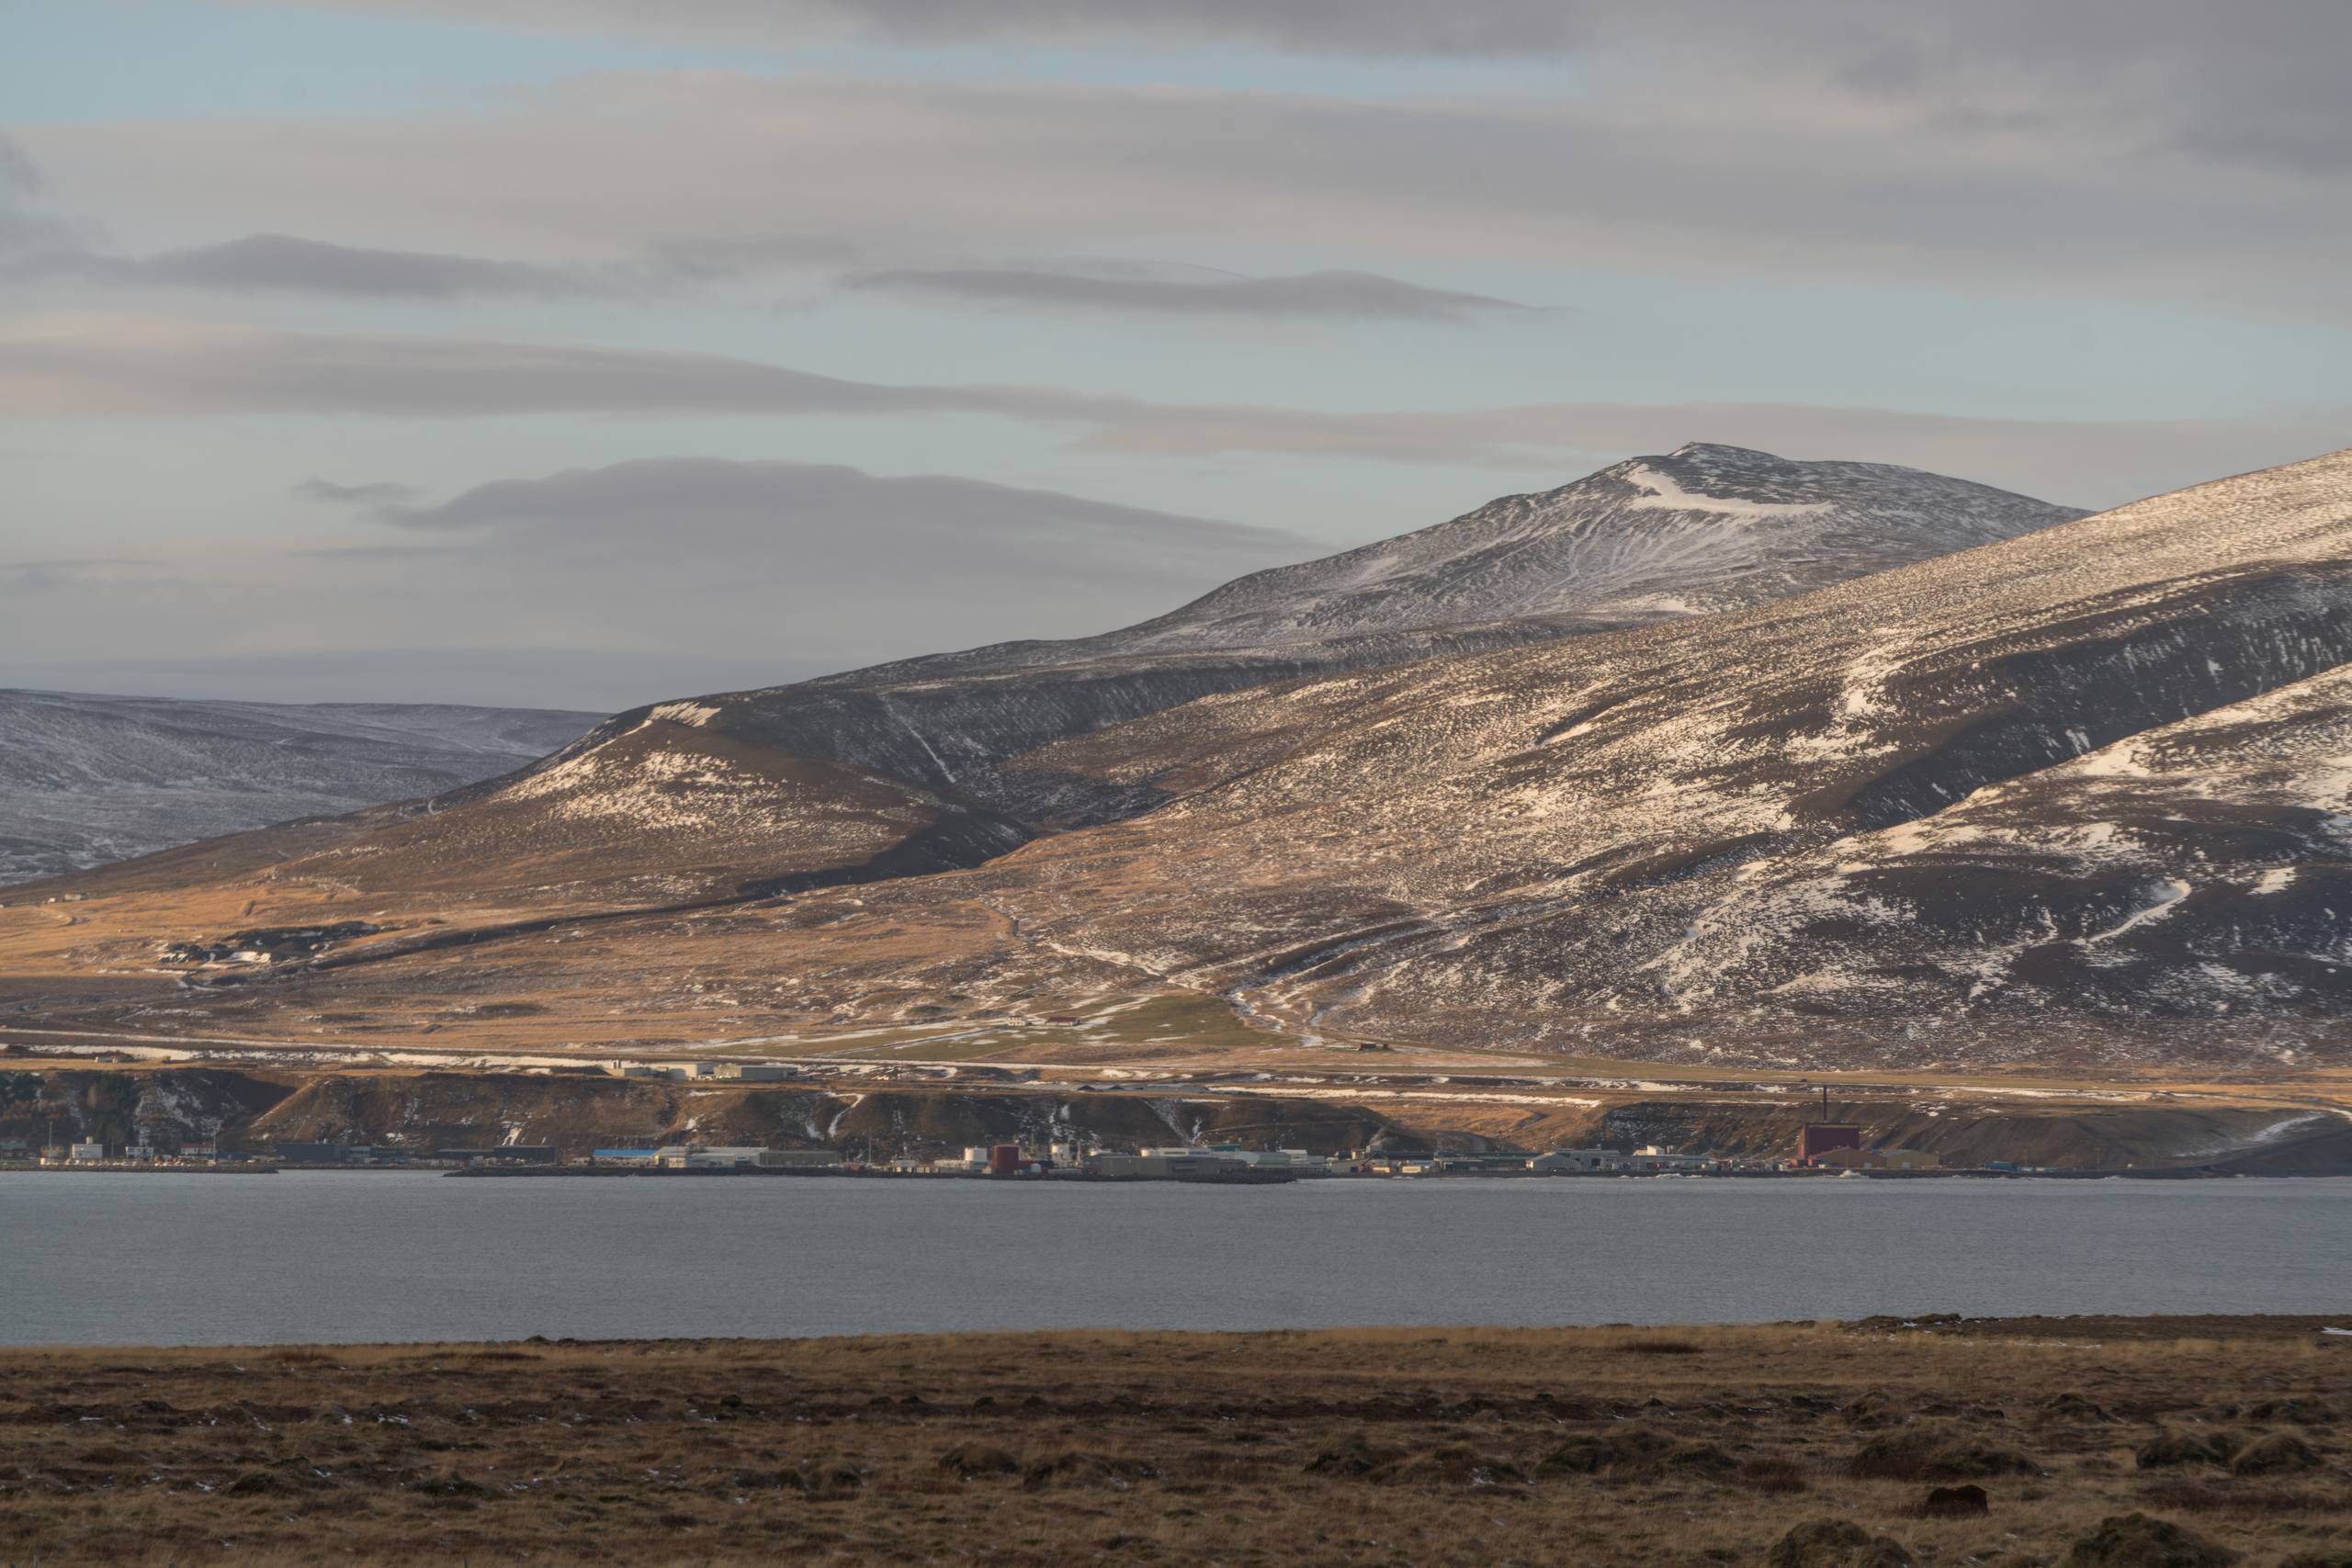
top-left (0, 132), bottom-right (96, 259)
top-left (28, 46), bottom-right (2349, 325)
top-left (292, 477), bottom-right (425, 506)
top-left (1, 457), bottom-right (1317, 709)
top-left (0, 134), bottom-right (39, 198)
top-left (254, 0), bottom-right (2352, 190)
top-left (359, 455), bottom-right (1304, 572)
top-left (12, 223), bottom-right (1523, 321)
top-left (0, 557), bottom-right (156, 592)
top-left (840, 265), bottom-right (1535, 321)
top-left (0, 313), bottom-right (979, 418)
top-left (640, 234), bottom-right (861, 280)
top-left (254, 0), bottom-right (1600, 55)
top-left (3, 311), bottom-right (2337, 506)
top-left (277, 0), bottom-right (2352, 99)
top-left (12, 233), bottom-right (595, 299)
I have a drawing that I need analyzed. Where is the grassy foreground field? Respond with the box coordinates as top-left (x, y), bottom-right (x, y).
top-left (2, 1318), bottom-right (2346, 1567)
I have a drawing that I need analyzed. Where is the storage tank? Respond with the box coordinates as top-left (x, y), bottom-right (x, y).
top-left (989, 1144), bottom-right (1023, 1176)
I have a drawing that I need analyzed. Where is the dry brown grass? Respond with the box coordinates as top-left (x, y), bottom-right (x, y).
top-left (0, 1317), bottom-right (2345, 1567)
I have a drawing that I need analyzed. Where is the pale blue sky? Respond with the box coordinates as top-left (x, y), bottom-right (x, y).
top-left (3, 0), bottom-right (2346, 707)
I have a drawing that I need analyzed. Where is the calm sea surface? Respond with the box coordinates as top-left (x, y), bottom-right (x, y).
top-left (3, 1173), bottom-right (2345, 1347)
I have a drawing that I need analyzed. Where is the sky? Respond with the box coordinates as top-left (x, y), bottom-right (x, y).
top-left (3, 0), bottom-right (2347, 711)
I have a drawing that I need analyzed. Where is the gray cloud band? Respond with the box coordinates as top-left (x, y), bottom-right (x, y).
top-left (299, 454), bottom-right (1304, 559)
top-left (257, 0), bottom-right (2352, 191)
top-left (840, 267), bottom-right (1534, 321)
top-left (21, 62), bottom-right (2345, 325)
top-left (6, 455), bottom-right (1318, 708)
top-left (8, 233), bottom-right (594, 299)
top-left (10, 315), bottom-right (2337, 509)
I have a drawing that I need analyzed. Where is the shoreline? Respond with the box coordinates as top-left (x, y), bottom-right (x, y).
top-left (4, 1160), bottom-right (2334, 1180)
top-left (6, 1310), bottom-right (2348, 1353)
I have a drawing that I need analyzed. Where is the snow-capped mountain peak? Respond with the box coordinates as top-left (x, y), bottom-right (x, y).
top-left (1100, 445), bottom-right (2081, 652)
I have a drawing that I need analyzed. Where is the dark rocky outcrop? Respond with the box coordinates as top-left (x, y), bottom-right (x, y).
top-left (1848, 1424), bottom-right (2040, 1480)
top-left (2227, 1432), bottom-right (2321, 1474)
top-left (1761, 1517), bottom-right (1917, 1568)
top-left (2056, 1513), bottom-right (2235, 1568)
top-left (2136, 1431), bottom-right (2241, 1470)
top-left (1920, 1483), bottom-right (1989, 1517)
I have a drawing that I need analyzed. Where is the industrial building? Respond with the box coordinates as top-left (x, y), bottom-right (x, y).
top-left (1435, 1152), bottom-right (1535, 1175)
top-left (1812, 1145), bottom-right (1940, 1171)
top-left (655, 1145), bottom-right (762, 1169)
top-left (754, 1148), bottom-right (842, 1169)
top-left (604, 1060), bottom-right (799, 1082)
top-left (272, 1141), bottom-right (416, 1164)
top-left (1794, 1123), bottom-right (1863, 1163)
top-left (620, 1145), bottom-right (844, 1171)
top-left (1529, 1147), bottom-right (1627, 1173)
top-left (1091, 1145), bottom-right (1318, 1182)
top-left (1629, 1146), bottom-right (1718, 1173)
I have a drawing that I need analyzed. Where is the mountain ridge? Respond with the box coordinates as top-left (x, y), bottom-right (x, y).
top-left (449, 443), bottom-right (2079, 865)
top-left (934, 443), bottom-right (2352, 1063)
top-left (25, 442), bottom-right (2337, 1075)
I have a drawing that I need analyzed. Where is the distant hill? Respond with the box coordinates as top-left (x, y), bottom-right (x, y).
top-left (645, 443), bottom-right (2081, 800)
top-left (114, 445), bottom-right (2338, 1070)
top-left (217, 444), bottom-right (2066, 910)
top-left (1089, 442), bottom-right (2084, 653)
top-left (13, 446), bottom-right (2072, 916)
top-left (948, 444), bottom-right (2352, 1064)
top-left (0, 689), bottom-right (600, 885)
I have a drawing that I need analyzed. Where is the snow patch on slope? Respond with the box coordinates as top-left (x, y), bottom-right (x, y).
top-left (1620, 463), bottom-right (1828, 520)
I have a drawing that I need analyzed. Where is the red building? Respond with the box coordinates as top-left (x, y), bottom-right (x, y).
top-left (1795, 1123), bottom-right (1862, 1164)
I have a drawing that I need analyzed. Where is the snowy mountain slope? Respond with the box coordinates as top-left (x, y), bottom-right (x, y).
top-left (890, 444), bottom-right (2352, 1065)
top-left (44, 444), bottom-right (2067, 918)
top-left (1642, 663), bottom-right (2352, 1026)
top-left (0, 444), bottom-right (2098, 1032)
top-left (0, 689), bottom-right (600, 886)
top-left (5, 448), bottom-right (2346, 1073)
top-left (486, 445), bottom-right (2076, 818)
top-left (281, 716), bottom-right (1029, 912)
top-left (1088, 443), bottom-right (2081, 652)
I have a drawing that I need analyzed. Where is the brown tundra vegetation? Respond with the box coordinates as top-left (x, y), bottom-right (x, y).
top-left (1, 1315), bottom-right (2346, 1567)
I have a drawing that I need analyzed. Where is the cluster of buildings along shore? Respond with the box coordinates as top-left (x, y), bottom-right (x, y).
top-left (1, 1061), bottom-right (1979, 1177)
top-left (9, 1117), bottom-right (1983, 1179)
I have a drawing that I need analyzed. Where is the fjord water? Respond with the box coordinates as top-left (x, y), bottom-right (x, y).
top-left (4, 1175), bottom-right (2345, 1347)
